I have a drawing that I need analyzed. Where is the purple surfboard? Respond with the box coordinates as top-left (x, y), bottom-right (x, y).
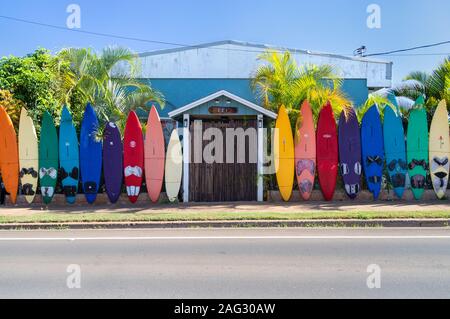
top-left (338, 109), bottom-right (362, 199)
top-left (103, 122), bottom-right (123, 203)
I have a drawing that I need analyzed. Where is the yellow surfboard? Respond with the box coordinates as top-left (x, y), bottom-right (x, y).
top-left (274, 105), bottom-right (295, 201)
top-left (18, 108), bottom-right (39, 203)
top-left (429, 100), bottom-right (449, 199)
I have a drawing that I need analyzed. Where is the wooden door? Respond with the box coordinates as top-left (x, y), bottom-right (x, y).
top-left (189, 119), bottom-right (257, 202)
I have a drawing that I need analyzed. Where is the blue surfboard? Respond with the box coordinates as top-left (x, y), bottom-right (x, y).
top-left (59, 106), bottom-right (80, 204)
top-left (361, 105), bottom-right (385, 200)
top-left (80, 103), bottom-right (102, 204)
top-left (383, 94), bottom-right (407, 199)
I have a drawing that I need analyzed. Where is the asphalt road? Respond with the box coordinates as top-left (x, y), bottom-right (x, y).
top-left (0, 228), bottom-right (450, 299)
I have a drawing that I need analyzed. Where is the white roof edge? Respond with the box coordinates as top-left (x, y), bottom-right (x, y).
top-left (168, 90), bottom-right (278, 119)
top-left (138, 40), bottom-right (391, 65)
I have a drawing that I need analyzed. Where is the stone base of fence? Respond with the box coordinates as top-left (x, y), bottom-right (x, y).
top-left (2, 193), bottom-right (171, 207)
top-left (1, 189), bottom-right (448, 207)
top-left (268, 189), bottom-right (447, 202)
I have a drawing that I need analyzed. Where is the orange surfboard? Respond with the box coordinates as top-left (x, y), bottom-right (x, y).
top-left (144, 106), bottom-right (165, 203)
top-left (0, 107), bottom-right (19, 204)
top-left (294, 101), bottom-right (316, 200)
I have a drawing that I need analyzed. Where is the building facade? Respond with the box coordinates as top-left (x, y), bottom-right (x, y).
top-left (134, 40), bottom-right (392, 202)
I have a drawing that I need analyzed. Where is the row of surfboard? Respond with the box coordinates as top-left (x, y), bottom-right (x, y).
top-left (0, 104), bottom-right (183, 205)
top-left (275, 94), bottom-right (449, 201)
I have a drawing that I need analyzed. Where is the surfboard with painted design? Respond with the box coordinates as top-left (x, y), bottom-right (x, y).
top-left (124, 111), bottom-right (144, 203)
top-left (39, 111), bottom-right (58, 204)
top-left (429, 100), bottom-right (449, 199)
top-left (80, 103), bottom-right (102, 204)
top-left (18, 108), bottom-right (38, 204)
top-left (294, 101), bottom-right (316, 200)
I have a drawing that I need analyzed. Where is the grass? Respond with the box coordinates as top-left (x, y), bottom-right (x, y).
top-left (1, 210), bottom-right (450, 224)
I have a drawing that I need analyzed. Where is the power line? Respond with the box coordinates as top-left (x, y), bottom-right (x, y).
top-left (0, 15), bottom-right (328, 55)
top-left (388, 53), bottom-right (450, 56)
top-left (0, 15), bottom-right (350, 56)
top-left (0, 15), bottom-right (191, 47)
top-left (363, 40), bottom-right (450, 57)
top-left (1, 14), bottom-right (449, 59)
top-left (0, 15), bottom-right (358, 57)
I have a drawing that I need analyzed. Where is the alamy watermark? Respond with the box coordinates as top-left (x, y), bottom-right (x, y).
top-left (175, 122), bottom-right (277, 175)
top-left (66, 264), bottom-right (81, 289)
top-left (366, 264), bottom-right (381, 289)
top-left (366, 4), bottom-right (381, 29)
top-left (66, 4), bottom-right (81, 29)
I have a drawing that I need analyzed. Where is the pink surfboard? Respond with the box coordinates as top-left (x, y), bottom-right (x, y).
top-left (294, 101), bottom-right (316, 200)
top-left (145, 106), bottom-right (165, 203)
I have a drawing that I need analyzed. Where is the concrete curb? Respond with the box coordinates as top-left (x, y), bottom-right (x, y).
top-left (0, 219), bottom-right (449, 230)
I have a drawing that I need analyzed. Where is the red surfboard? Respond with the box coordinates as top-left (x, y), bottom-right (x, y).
top-left (316, 102), bottom-right (338, 201)
top-left (123, 111), bottom-right (144, 203)
top-left (145, 106), bottom-right (165, 203)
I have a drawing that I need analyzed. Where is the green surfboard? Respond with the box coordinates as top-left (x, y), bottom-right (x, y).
top-left (39, 111), bottom-right (59, 204)
top-left (407, 96), bottom-right (429, 200)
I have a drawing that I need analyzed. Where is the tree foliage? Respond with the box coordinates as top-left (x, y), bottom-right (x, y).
top-left (0, 49), bottom-right (66, 125)
top-left (251, 50), bottom-right (351, 127)
top-left (380, 56), bottom-right (450, 111)
top-left (0, 47), bottom-right (165, 131)
top-left (0, 89), bottom-right (24, 129)
top-left (55, 46), bottom-right (165, 128)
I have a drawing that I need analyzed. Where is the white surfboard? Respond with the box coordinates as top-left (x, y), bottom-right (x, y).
top-left (165, 130), bottom-right (183, 202)
top-left (18, 108), bottom-right (39, 203)
top-left (429, 100), bottom-right (449, 199)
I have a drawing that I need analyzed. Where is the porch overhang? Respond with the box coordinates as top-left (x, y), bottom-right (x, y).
top-left (168, 90), bottom-right (277, 119)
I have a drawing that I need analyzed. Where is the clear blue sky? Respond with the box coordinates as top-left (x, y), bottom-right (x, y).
top-left (0, 0), bottom-right (449, 82)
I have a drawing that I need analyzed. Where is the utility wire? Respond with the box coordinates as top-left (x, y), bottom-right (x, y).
top-left (0, 15), bottom-right (191, 47)
top-left (0, 15), bottom-right (356, 57)
top-left (0, 15), bottom-right (323, 55)
top-left (363, 40), bottom-right (450, 57)
top-left (1, 14), bottom-right (449, 58)
top-left (387, 53), bottom-right (450, 56)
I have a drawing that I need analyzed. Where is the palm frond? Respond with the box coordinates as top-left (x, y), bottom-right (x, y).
top-left (427, 57), bottom-right (450, 102)
top-left (251, 50), bottom-right (350, 118)
top-left (55, 46), bottom-right (164, 124)
top-left (404, 71), bottom-right (430, 84)
top-left (101, 46), bottom-right (139, 75)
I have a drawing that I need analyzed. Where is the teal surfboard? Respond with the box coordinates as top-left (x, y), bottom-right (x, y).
top-left (407, 96), bottom-right (429, 200)
top-left (383, 94), bottom-right (407, 198)
top-left (39, 111), bottom-right (59, 204)
top-left (59, 106), bottom-right (79, 204)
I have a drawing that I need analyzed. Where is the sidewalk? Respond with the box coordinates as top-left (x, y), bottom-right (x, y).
top-left (0, 201), bottom-right (449, 229)
top-left (2, 200), bottom-right (450, 215)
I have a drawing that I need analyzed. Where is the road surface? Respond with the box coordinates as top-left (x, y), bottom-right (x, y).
top-left (0, 228), bottom-right (450, 299)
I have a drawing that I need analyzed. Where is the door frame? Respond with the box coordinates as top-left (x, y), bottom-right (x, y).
top-left (182, 114), bottom-right (265, 202)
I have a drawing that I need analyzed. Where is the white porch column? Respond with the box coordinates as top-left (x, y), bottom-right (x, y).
top-left (257, 114), bottom-right (264, 202)
top-left (183, 114), bottom-right (190, 203)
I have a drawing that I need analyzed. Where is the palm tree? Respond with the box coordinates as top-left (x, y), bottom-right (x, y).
top-left (427, 57), bottom-right (450, 105)
top-left (54, 46), bottom-right (164, 125)
top-left (372, 57), bottom-right (450, 111)
top-left (251, 50), bottom-right (351, 122)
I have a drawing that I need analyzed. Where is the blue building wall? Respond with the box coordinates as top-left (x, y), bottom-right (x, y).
top-left (141, 78), bottom-right (368, 118)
